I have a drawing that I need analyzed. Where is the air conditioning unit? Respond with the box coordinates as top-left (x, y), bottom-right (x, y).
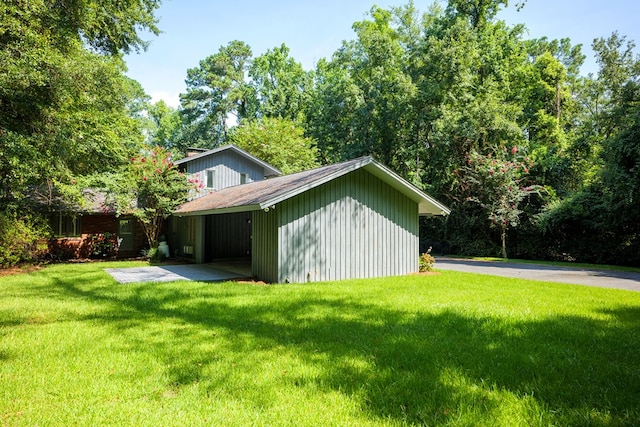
top-left (183, 245), bottom-right (194, 255)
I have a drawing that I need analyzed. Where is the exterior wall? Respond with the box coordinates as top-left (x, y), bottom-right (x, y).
top-left (275, 168), bottom-right (419, 283)
top-left (183, 150), bottom-right (266, 198)
top-left (48, 214), bottom-right (146, 259)
top-left (252, 208), bottom-right (280, 283)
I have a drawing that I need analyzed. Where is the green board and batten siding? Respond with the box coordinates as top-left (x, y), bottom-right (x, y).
top-left (252, 168), bottom-right (419, 283)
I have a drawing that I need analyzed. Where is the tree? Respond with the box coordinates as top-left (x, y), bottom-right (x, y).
top-left (461, 147), bottom-right (542, 258)
top-left (0, 0), bottom-right (160, 209)
top-left (145, 100), bottom-right (183, 151)
top-left (229, 117), bottom-right (319, 174)
top-left (249, 44), bottom-right (312, 122)
top-left (107, 147), bottom-right (194, 250)
top-left (307, 6), bottom-right (417, 170)
top-left (179, 41), bottom-right (255, 150)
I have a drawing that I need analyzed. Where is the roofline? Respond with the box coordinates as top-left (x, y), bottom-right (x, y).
top-left (175, 204), bottom-right (262, 217)
top-left (176, 156), bottom-right (450, 217)
top-left (363, 161), bottom-right (451, 216)
top-left (256, 157), bottom-right (372, 209)
top-left (174, 144), bottom-right (282, 176)
top-left (255, 156), bottom-right (450, 216)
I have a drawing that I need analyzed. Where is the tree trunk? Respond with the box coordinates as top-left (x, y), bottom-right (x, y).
top-left (501, 225), bottom-right (508, 259)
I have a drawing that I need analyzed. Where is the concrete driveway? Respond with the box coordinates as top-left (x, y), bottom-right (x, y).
top-left (105, 263), bottom-right (251, 284)
top-left (435, 257), bottom-right (640, 292)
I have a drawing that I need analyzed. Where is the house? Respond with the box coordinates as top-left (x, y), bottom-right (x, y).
top-left (167, 144), bottom-right (282, 260)
top-left (174, 144), bottom-right (281, 198)
top-left (170, 151), bottom-right (450, 283)
top-left (36, 189), bottom-right (147, 259)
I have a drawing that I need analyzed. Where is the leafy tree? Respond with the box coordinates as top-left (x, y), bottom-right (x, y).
top-left (145, 100), bottom-right (183, 151)
top-left (249, 44), bottom-right (312, 122)
top-left (179, 41), bottom-right (255, 150)
top-left (0, 0), bottom-right (159, 210)
top-left (229, 117), bottom-right (319, 174)
top-left (461, 147), bottom-right (542, 258)
top-left (106, 147), bottom-right (193, 250)
top-left (307, 6), bottom-right (416, 171)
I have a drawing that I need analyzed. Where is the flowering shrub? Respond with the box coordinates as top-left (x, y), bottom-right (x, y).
top-left (418, 250), bottom-right (436, 272)
top-left (109, 146), bottom-right (196, 250)
top-left (460, 146), bottom-right (542, 258)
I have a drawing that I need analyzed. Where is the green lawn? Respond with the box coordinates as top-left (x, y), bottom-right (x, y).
top-left (1, 262), bottom-right (639, 426)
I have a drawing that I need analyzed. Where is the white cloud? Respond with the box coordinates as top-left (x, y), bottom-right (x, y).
top-left (149, 91), bottom-right (180, 108)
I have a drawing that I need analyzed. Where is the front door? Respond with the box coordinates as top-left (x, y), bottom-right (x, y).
top-left (118, 219), bottom-right (134, 252)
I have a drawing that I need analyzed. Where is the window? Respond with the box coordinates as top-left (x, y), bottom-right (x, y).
top-left (206, 169), bottom-right (216, 190)
top-left (50, 214), bottom-right (82, 237)
top-left (240, 173), bottom-right (248, 185)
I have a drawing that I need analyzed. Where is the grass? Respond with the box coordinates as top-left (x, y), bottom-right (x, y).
top-left (1, 262), bottom-right (640, 426)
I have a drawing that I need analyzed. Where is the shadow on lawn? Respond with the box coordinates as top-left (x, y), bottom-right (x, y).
top-left (47, 271), bottom-right (640, 425)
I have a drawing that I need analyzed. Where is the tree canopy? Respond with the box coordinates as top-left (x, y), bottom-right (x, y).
top-left (3, 0), bottom-right (639, 266)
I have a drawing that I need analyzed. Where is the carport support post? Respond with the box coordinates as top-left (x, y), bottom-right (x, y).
top-left (194, 215), bottom-right (205, 264)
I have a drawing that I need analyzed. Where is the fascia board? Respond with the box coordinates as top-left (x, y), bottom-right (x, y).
top-left (175, 204), bottom-right (262, 217)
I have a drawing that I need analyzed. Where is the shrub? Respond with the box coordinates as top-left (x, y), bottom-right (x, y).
top-left (419, 249), bottom-right (436, 272)
top-left (87, 232), bottom-right (117, 258)
top-left (0, 213), bottom-right (49, 268)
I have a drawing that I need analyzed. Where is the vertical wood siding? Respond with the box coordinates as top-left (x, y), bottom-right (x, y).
top-left (252, 208), bottom-right (279, 283)
top-left (185, 151), bottom-right (266, 198)
top-left (276, 168), bottom-right (418, 283)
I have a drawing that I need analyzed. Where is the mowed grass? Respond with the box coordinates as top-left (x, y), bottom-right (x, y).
top-left (1, 262), bottom-right (639, 426)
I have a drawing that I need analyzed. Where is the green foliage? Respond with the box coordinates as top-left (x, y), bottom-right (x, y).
top-left (0, 0), bottom-right (156, 210)
top-left (179, 41), bottom-right (255, 149)
top-left (145, 100), bottom-right (183, 151)
top-left (106, 146), bottom-right (194, 249)
top-left (461, 147), bottom-right (543, 258)
top-left (249, 44), bottom-right (312, 122)
top-left (0, 213), bottom-right (49, 267)
top-left (229, 117), bottom-right (319, 174)
top-left (87, 233), bottom-right (117, 259)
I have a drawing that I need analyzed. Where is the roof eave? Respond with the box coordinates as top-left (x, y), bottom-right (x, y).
top-left (257, 157), bottom-right (373, 208)
top-left (175, 203), bottom-right (262, 217)
top-left (362, 162), bottom-right (451, 216)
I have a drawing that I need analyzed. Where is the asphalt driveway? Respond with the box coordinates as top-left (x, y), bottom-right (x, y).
top-left (435, 257), bottom-right (640, 292)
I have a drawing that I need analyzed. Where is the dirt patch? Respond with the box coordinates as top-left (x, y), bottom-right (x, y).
top-left (408, 271), bottom-right (442, 276)
top-left (0, 265), bottom-right (42, 277)
top-left (233, 279), bottom-right (269, 286)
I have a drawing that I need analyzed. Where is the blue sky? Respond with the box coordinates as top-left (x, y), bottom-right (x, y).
top-left (124, 0), bottom-right (639, 107)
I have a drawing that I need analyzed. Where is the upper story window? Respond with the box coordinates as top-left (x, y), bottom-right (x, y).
top-left (206, 169), bottom-right (216, 190)
top-left (240, 173), bottom-right (248, 185)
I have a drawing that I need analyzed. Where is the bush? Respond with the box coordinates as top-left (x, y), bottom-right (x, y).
top-left (142, 247), bottom-right (166, 263)
top-left (419, 250), bottom-right (436, 272)
top-left (0, 213), bottom-right (49, 268)
top-left (87, 232), bottom-right (117, 258)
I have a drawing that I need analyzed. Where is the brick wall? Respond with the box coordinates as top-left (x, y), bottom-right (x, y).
top-left (48, 214), bottom-right (149, 259)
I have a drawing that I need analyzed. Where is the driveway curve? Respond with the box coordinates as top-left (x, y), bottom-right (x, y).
top-left (435, 257), bottom-right (640, 292)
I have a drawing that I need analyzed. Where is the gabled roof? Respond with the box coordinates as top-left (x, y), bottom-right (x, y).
top-left (175, 156), bottom-right (450, 217)
top-left (174, 144), bottom-right (282, 177)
